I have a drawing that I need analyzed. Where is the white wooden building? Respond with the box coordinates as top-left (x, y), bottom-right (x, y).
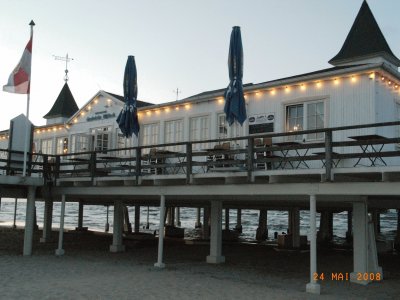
top-left (1, 1), bottom-right (399, 163)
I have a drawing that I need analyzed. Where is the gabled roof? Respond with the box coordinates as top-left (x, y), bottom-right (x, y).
top-left (43, 83), bottom-right (79, 119)
top-left (329, 0), bottom-right (400, 66)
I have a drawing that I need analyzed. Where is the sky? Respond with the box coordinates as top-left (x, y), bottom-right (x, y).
top-left (0, 0), bottom-right (399, 130)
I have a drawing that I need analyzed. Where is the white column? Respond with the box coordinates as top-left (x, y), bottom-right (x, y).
top-left (306, 195), bottom-right (320, 294)
top-left (55, 195), bottom-right (66, 256)
top-left (206, 200), bottom-right (225, 264)
top-left (350, 200), bottom-right (372, 285)
top-left (110, 200), bottom-right (125, 252)
top-left (40, 198), bottom-right (53, 243)
top-left (23, 187), bottom-right (36, 256)
top-left (154, 195), bottom-right (166, 268)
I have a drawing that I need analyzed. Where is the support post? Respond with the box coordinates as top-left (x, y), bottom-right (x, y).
top-left (206, 200), bottom-right (225, 264)
top-left (395, 209), bottom-right (400, 251)
top-left (154, 195), bottom-right (166, 268)
top-left (195, 207), bottom-right (202, 228)
top-left (224, 208), bottom-right (230, 230)
top-left (40, 198), bottom-right (53, 243)
top-left (256, 209), bottom-right (268, 241)
top-left (23, 187), bottom-right (36, 256)
top-left (13, 198), bottom-right (18, 229)
top-left (290, 207), bottom-right (301, 248)
top-left (110, 200), bottom-right (125, 252)
top-left (235, 209), bottom-right (243, 233)
top-left (306, 195), bottom-right (320, 294)
top-left (77, 201), bottom-right (84, 230)
top-left (134, 205), bottom-right (140, 233)
top-left (123, 205), bottom-right (132, 233)
top-left (351, 201), bottom-right (368, 284)
top-left (146, 206), bottom-right (150, 229)
top-left (350, 200), bottom-right (382, 284)
top-left (203, 206), bottom-right (210, 239)
top-left (176, 207), bottom-right (181, 227)
top-left (318, 210), bottom-right (333, 244)
top-left (346, 210), bottom-right (353, 242)
top-left (324, 130), bottom-right (332, 181)
top-left (55, 195), bottom-right (66, 256)
top-left (105, 205), bottom-right (110, 232)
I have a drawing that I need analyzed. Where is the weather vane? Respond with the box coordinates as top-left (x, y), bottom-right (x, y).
top-left (53, 53), bottom-right (74, 82)
top-left (173, 88), bottom-right (181, 101)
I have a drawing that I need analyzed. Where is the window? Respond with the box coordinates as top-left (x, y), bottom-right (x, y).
top-left (286, 101), bottom-right (325, 141)
top-left (117, 129), bottom-right (135, 156)
top-left (142, 123), bottom-right (160, 147)
top-left (165, 119), bottom-right (184, 151)
top-left (71, 134), bottom-right (90, 153)
top-left (217, 114), bottom-right (228, 140)
top-left (190, 115), bottom-right (210, 150)
top-left (56, 137), bottom-right (68, 154)
top-left (40, 139), bottom-right (53, 155)
top-left (217, 113), bottom-right (243, 146)
top-left (91, 126), bottom-right (112, 153)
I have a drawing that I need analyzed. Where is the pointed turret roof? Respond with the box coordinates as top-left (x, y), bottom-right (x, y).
top-left (329, 0), bottom-right (400, 66)
top-left (43, 83), bottom-right (79, 119)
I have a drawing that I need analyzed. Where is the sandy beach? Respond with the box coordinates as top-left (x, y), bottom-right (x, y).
top-left (1, 227), bottom-right (399, 299)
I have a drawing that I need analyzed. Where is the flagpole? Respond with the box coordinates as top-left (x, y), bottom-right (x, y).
top-left (22, 20), bottom-right (35, 177)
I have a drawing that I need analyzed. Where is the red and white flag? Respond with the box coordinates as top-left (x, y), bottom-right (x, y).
top-left (3, 37), bottom-right (32, 94)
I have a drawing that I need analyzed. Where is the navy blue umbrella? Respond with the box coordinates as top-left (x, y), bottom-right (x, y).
top-left (224, 26), bottom-right (247, 126)
top-left (116, 55), bottom-right (140, 137)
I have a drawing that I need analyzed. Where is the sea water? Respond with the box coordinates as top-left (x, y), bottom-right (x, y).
top-left (0, 198), bottom-right (397, 242)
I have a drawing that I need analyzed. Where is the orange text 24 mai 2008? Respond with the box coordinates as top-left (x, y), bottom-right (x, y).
top-left (313, 272), bottom-right (382, 281)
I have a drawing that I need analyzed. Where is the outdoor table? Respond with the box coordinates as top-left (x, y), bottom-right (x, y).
top-left (67, 157), bottom-right (90, 176)
top-left (272, 141), bottom-right (309, 169)
top-left (312, 151), bottom-right (341, 168)
top-left (348, 134), bottom-right (388, 167)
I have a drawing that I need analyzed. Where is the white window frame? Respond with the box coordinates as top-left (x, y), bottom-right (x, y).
top-left (71, 134), bottom-right (90, 153)
top-left (142, 122), bottom-right (160, 150)
top-left (165, 119), bottom-right (184, 152)
top-left (56, 137), bottom-right (68, 155)
top-left (285, 99), bottom-right (326, 142)
top-left (216, 112), bottom-right (244, 147)
top-left (91, 126), bottom-right (112, 153)
top-left (40, 138), bottom-right (53, 155)
top-left (190, 115), bottom-right (210, 150)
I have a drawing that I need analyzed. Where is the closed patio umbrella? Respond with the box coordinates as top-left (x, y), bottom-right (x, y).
top-left (224, 26), bottom-right (247, 126)
top-left (116, 55), bottom-right (140, 137)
